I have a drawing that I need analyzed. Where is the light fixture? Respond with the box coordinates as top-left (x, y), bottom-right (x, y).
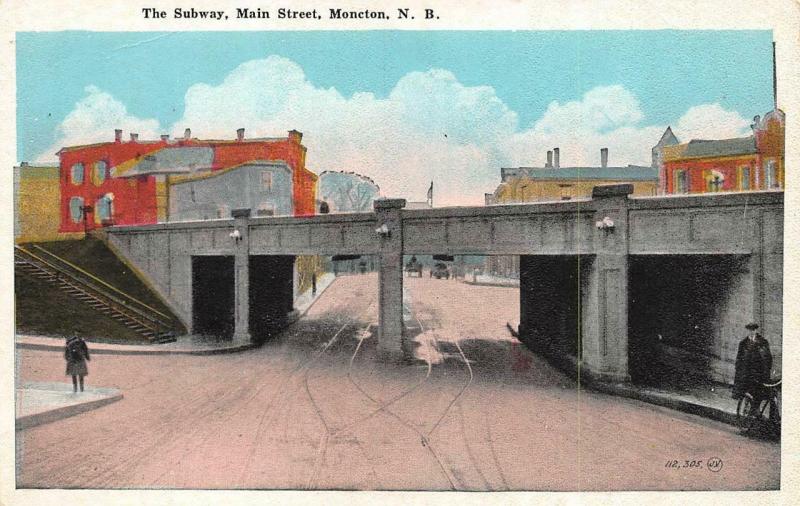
top-left (595, 216), bottom-right (615, 231)
top-left (375, 223), bottom-right (391, 238)
top-left (229, 229), bottom-right (242, 243)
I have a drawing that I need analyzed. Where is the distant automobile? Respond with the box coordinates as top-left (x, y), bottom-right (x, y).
top-left (405, 257), bottom-right (423, 277)
top-left (431, 262), bottom-right (451, 279)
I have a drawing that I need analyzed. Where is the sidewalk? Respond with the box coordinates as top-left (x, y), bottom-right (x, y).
top-left (15, 334), bottom-right (257, 355)
top-left (16, 274), bottom-right (338, 356)
top-left (293, 272), bottom-right (336, 317)
top-left (16, 381), bottom-right (123, 430)
top-left (462, 273), bottom-right (519, 288)
top-left (592, 380), bottom-right (740, 427)
top-left (511, 327), bottom-right (743, 427)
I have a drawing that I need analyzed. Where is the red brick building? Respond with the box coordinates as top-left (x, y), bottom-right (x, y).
top-left (57, 129), bottom-right (318, 233)
top-left (660, 108), bottom-right (785, 194)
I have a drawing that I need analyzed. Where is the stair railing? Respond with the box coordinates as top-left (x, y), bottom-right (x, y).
top-left (15, 245), bottom-right (175, 338)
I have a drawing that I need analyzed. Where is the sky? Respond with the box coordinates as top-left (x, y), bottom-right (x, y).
top-left (16, 31), bottom-right (775, 205)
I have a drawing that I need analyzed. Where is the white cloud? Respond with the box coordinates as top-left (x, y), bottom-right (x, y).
top-left (673, 103), bottom-right (752, 142)
top-left (39, 57), bottom-right (755, 206)
top-left (36, 86), bottom-right (161, 163)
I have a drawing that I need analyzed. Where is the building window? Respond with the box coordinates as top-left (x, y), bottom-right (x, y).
top-left (765, 160), bottom-right (780, 189)
top-left (70, 163), bottom-right (84, 185)
top-left (256, 202), bottom-right (275, 216)
top-left (674, 169), bottom-right (688, 194)
top-left (738, 166), bottom-right (751, 191)
top-left (261, 171), bottom-right (273, 191)
top-left (95, 194), bottom-right (113, 223)
top-left (558, 183), bottom-right (572, 201)
top-left (93, 160), bottom-right (108, 186)
top-left (704, 169), bottom-right (725, 192)
top-left (69, 196), bottom-right (84, 223)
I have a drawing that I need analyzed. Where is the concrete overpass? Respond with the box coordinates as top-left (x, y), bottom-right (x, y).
top-left (104, 185), bottom-right (783, 384)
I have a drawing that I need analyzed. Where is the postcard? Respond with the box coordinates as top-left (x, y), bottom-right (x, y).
top-left (2, 1), bottom-right (798, 505)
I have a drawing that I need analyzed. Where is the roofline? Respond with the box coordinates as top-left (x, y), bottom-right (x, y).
top-left (168, 159), bottom-right (292, 184)
top-left (501, 165), bottom-right (653, 171)
top-left (505, 177), bottom-right (658, 182)
top-left (15, 163), bottom-right (59, 169)
top-left (663, 152), bottom-right (758, 163)
top-left (56, 135), bottom-right (301, 154)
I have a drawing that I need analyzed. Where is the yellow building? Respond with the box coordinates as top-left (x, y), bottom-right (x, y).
top-left (486, 148), bottom-right (658, 276)
top-left (14, 163), bottom-right (81, 243)
top-left (492, 153), bottom-right (658, 204)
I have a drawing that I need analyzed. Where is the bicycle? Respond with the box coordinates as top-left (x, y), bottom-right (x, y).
top-left (736, 378), bottom-right (781, 437)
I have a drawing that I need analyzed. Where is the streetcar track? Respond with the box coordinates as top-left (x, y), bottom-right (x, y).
top-left (335, 297), bottom-right (458, 490)
top-left (303, 296), bottom-right (380, 489)
top-left (238, 312), bottom-right (358, 486)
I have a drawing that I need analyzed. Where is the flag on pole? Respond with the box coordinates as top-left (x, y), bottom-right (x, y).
top-left (427, 181), bottom-right (433, 206)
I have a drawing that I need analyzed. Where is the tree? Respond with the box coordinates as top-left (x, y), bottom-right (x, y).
top-left (318, 171), bottom-right (380, 212)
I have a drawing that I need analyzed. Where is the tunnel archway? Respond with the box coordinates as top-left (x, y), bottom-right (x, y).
top-left (628, 254), bottom-right (751, 387)
top-left (192, 255), bottom-right (235, 338)
top-left (249, 255), bottom-right (295, 342)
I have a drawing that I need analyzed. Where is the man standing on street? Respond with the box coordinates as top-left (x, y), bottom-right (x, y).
top-left (732, 322), bottom-right (772, 402)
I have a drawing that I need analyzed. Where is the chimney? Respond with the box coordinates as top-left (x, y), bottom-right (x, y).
top-left (114, 129), bottom-right (122, 143)
top-left (236, 128), bottom-right (245, 141)
top-left (288, 129), bottom-right (303, 143)
top-left (553, 147), bottom-right (560, 169)
top-left (184, 128), bottom-right (191, 140)
top-left (601, 148), bottom-right (609, 168)
top-left (130, 133), bottom-right (139, 142)
top-left (546, 150), bottom-right (553, 168)
top-left (160, 134), bottom-right (170, 142)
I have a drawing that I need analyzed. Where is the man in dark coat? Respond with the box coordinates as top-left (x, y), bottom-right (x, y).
top-left (65, 333), bottom-right (90, 393)
top-left (732, 322), bottom-right (772, 401)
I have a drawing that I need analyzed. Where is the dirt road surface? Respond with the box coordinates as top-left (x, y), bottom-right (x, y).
top-left (16, 273), bottom-right (779, 490)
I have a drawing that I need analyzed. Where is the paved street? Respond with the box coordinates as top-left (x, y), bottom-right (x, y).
top-left (16, 273), bottom-right (779, 490)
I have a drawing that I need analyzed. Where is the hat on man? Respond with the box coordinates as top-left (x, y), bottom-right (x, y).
top-left (745, 322), bottom-right (759, 330)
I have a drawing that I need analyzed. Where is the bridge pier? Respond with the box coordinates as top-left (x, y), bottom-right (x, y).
top-left (231, 208), bottom-right (252, 344)
top-left (374, 198), bottom-right (406, 360)
top-left (580, 185), bottom-right (632, 383)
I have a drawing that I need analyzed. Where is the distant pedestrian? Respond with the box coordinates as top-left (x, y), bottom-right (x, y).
top-left (65, 333), bottom-right (90, 393)
top-left (319, 200), bottom-right (330, 214)
top-left (312, 272), bottom-right (317, 295)
top-left (732, 322), bottom-right (772, 402)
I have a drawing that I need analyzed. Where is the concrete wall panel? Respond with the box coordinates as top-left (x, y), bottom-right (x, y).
top-left (249, 227), bottom-right (280, 251)
top-left (763, 208), bottom-right (783, 254)
top-left (690, 211), bottom-right (742, 243)
top-left (446, 218), bottom-right (492, 252)
top-left (493, 218), bottom-right (538, 249)
top-left (343, 224), bottom-right (379, 253)
top-left (311, 224), bottom-right (344, 249)
top-left (630, 212), bottom-right (689, 250)
top-left (282, 225), bottom-right (310, 248)
top-left (403, 220), bottom-right (445, 253)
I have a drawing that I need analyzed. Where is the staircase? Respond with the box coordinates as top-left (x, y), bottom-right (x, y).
top-left (14, 244), bottom-right (178, 343)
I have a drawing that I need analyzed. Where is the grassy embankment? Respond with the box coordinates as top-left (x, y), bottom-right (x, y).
top-left (15, 238), bottom-right (184, 343)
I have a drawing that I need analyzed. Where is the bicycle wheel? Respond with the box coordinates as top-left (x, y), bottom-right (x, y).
top-left (764, 398), bottom-right (781, 438)
top-left (737, 395), bottom-right (757, 433)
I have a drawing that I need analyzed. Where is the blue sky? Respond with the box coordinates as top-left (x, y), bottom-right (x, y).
top-left (16, 30), bottom-right (775, 204)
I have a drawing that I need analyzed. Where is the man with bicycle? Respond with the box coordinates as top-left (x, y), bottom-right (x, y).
top-left (732, 322), bottom-right (772, 405)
